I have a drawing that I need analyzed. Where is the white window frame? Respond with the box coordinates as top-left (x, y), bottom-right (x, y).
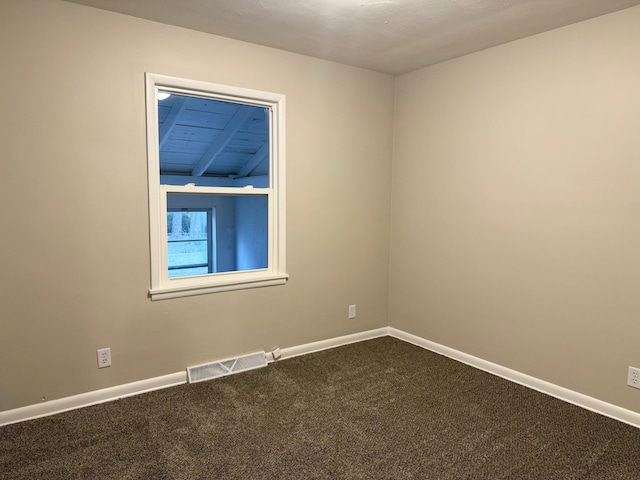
top-left (145, 73), bottom-right (287, 300)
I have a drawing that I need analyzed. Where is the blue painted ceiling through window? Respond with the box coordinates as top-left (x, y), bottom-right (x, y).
top-left (158, 94), bottom-right (269, 179)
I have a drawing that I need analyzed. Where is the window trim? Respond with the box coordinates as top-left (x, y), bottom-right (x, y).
top-left (145, 73), bottom-right (287, 300)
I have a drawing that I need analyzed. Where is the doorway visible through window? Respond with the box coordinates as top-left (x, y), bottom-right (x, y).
top-left (167, 209), bottom-right (213, 278)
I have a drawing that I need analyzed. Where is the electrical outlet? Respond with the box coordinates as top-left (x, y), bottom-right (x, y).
top-left (627, 366), bottom-right (640, 389)
top-left (97, 348), bottom-right (111, 368)
top-left (348, 304), bottom-right (356, 319)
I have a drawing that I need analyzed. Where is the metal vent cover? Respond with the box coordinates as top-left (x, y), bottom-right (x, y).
top-left (187, 351), bottom-right (267, 384)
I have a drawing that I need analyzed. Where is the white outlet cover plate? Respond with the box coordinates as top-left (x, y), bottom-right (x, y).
top-left (627, 366), bottom-right (640, 389)
top-left (97, 348), bottom-right (112, 368)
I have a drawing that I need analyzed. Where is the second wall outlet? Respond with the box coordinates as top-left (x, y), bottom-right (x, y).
top-left (97, 348), bottom-right (112, 368)
top-left (348, 304), bottom-right (356, 319)
top-left (628, 366), bottom-right (640, 389)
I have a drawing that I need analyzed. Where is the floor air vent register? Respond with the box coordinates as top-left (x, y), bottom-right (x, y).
top-left (187, 351), bottom-right (268, 383)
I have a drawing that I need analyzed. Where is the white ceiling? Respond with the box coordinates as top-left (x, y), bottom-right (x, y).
top-left (64, 0), bottom-right (640, 74)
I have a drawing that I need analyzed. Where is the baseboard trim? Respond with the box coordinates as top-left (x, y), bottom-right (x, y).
top-left (0, 372), bottom-right (187, 427)
top-left (4, 327), bottom-right (639, 429)
top-left (277, 327), bottom-right (389, 361)
top-left (0, 328), bottom-right (388, 426)
top-left (388, 327), bottom-right (640, 429)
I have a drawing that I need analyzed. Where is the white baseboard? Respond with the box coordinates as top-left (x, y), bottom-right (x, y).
top-left (0, 327), bottom-right (388, 426)
top-left (3, 326), bottom-right (639, 429)
top-left (0, 372), bottom-right (187, 427)
top-left (388, 327), bottom-right (640, 429)
top-left (277, 327), bottom-right (389, 361)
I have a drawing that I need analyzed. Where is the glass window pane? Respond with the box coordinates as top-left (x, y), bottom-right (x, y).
top-left (167, 193), bottom-right (267, 276)
top-left (158, 94), bottom-right (269, 188)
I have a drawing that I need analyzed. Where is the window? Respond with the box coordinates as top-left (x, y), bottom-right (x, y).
top-left (146, 73), bottom-right (287, 300)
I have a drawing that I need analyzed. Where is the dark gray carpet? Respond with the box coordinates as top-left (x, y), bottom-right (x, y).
top-left (2, 337), bottom-right (640, 479)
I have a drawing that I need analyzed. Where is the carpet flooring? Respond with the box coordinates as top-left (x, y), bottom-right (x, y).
top-left (2, 336), bottom-right (640, 479)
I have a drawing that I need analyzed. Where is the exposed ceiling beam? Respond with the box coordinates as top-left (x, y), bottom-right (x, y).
top-left (191, 105), bottom-right (254, 177)
top-left (236, 142), bottom-right (268, 179)
top-left (159, 96), bottom-right (187, 148)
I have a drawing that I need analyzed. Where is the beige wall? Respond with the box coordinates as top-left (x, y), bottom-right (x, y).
top-left (391, 7), bottom-right (640, 411)
top-left (3, 0), bottom-right (640, 417)
top-left (0, 0), bottom-right (394, 411)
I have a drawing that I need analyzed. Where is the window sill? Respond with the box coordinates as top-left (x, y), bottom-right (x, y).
top-left (149, 273), bottom-right (289, 300)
